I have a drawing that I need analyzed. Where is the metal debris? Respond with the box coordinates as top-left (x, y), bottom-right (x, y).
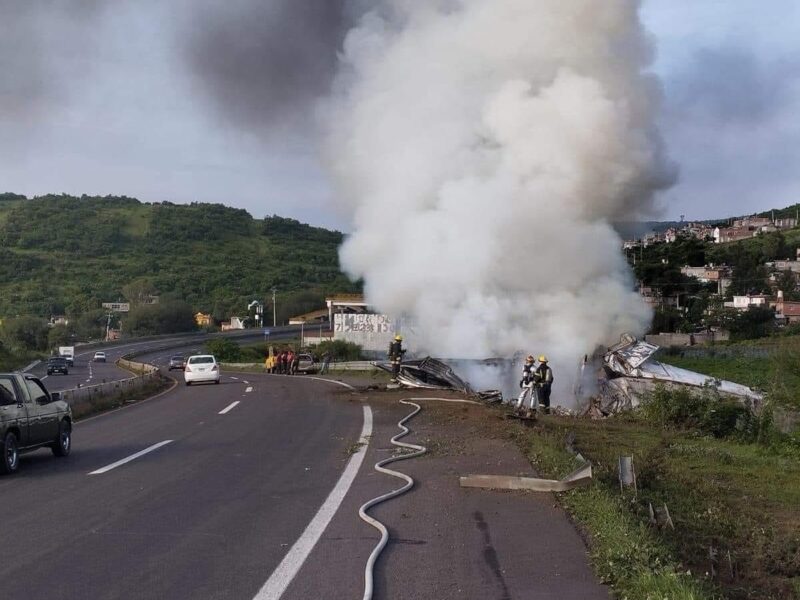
top-left (376, 357), bottom-right (472, 392)
top-left (587, 334), bottom-right (763, 415)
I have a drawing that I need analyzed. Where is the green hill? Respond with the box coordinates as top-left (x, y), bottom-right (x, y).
top-left (0, 194), bottom-right (358, 322)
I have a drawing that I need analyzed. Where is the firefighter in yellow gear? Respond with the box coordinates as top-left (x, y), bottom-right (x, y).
top-left (388, 334), bottom-right (406, 382)
top-left (534, 355), bottom-right (554, 412)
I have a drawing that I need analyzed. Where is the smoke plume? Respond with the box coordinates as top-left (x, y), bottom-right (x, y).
top-left (180, 0), bottom-right (356, 134)
top-left (326, 0), bottom-right (676, 401)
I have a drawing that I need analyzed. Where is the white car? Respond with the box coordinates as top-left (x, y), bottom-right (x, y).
top-left (184, 355), bottom-right (220, 386)
top-left (93, 351), bottom-right (107, 363)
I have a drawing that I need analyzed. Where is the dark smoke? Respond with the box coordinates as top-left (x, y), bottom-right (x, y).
top-left (0, 1), bottom-right (103, 120)
top-left (181, 0), bottom-right (361, 133)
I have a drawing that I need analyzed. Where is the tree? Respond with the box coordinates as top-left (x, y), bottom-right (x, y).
top-left (123, 301), bottom-right (196, 336)
top-left (47, 324), bottom-right (77, 349)
top-left (0, 316), bottom-right (49, 352)
top-left (205, 339), bottom-right (242, 362)
top-left (775, 270), bottom-right (800, 301)
top-left (729, 306), bottom-right (776, 341)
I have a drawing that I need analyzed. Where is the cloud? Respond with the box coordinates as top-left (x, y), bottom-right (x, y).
top-left (657, 44), bottom-right (800, 218)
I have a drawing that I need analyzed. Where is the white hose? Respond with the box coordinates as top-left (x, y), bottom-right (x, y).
top-left (358, 396), bottom-right (477, 600)
top-left (358, 399), bottom-right (426, 600)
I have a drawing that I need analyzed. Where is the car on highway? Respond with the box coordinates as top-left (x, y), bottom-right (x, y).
top-left (296, 353), bottom-right (318, 374)
top-left (168, 355), bottom-right (187, 371)
top-left (184, 355), bottom-right (220, 386)
top-left (93, 351), bottom-right (107, 363)
top-left (46, 356), bottom-right (69, 376)
top-left (0, 373), bottom-right (72, 474)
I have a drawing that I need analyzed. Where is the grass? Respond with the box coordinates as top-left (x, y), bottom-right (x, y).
top-left (507, 412), bottom-right (800, 600)
top-left (659, 338), bottom-right (800, 409)
top-left (71, 377), bottom-right (171, 420)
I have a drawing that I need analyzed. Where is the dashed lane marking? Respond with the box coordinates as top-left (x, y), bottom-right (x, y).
top-left (219, 401), bottom-right (240, 415)
top-left (245, 386), bottom-right (253, 393)
top-left (88, 440), bottom-right (174, 475)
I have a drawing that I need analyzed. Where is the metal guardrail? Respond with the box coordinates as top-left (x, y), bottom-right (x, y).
top-left (59, 358), bottom-right (161, 410)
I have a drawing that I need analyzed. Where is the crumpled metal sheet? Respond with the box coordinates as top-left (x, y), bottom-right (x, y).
top-left (598, 335), bottom-right (763, 410)
top-left (376, 357), bottom-right (472, 393)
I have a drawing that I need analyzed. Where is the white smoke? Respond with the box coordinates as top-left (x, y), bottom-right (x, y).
top-left (325, 0), bottom-right (675, 403)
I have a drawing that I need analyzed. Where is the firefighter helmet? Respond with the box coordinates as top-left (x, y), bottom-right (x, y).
top-left (395, 335), bottom-right (403, 342)
top-left (539, 355), bottom-right (548, 363)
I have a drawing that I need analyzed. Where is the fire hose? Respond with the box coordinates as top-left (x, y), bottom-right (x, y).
top-left (358, 397), bottom-right (479, 600)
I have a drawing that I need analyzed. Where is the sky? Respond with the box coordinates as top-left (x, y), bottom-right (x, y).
top-left (0, 1), bottom-right (798, 229)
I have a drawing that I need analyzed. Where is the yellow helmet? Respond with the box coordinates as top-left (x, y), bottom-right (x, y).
top-left (395, 335), bottom-right (403, 341)
top-left (526, 355), bottom-right (535, 363)
top-left (539, 355), bottom-right (548, 363)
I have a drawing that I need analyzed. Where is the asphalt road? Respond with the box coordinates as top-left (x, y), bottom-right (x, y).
top-left (0, 360), bottom-right (365, 599)
top-left (28, 328), bottom-right (301, 392)
top-left (4, 342), bottom-right (609, 599)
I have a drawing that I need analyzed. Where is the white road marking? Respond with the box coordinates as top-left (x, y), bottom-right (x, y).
top-left (245, 386), bottom-right (253, 393)
top-left (253, 405), bottom-right (373, 600)
top-left (243, 380), bottom-right (250, 385)
top-left (219, 401), bottom-right (240, 415)
top-left (41, 375), bottom-right (49, 381)
top-left (88, 440), bottom-right (174, 475)
top-left (231, 377), bottom-right (240, 380)
top-left (302, 376), bottom-right (356, 390)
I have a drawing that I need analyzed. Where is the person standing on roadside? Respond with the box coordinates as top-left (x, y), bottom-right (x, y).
top-left (535, 355), bottom-right (554, 413)
top-left (279, 349), bottom-right (288, 374)
top-left (320, 351), bottom-right (332, 375)
top-left (286, 349), bottom-right (295, 375)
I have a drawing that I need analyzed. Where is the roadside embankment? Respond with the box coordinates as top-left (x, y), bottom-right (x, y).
top-left (62, 356), bottom-right (171, 420)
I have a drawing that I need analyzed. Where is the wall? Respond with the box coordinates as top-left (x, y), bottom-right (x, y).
top-left (645, 330), bottom-right (730, 348)
top-left (334, 313), bottom-right (395, 356)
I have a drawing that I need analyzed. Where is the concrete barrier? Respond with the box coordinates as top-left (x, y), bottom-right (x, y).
top-left (60, 356), bottom-right (163, 414)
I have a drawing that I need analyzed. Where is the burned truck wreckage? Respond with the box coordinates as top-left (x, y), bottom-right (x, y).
top-left (587, 334), bottom-right (763, 416)
top-left (377, 335), bottom-right (762, 416)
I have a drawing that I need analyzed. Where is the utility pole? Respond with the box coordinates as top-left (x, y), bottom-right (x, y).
top-left (271, 287), bottom-right (277, 327)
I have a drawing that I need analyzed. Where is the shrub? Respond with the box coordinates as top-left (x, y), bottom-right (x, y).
top-left (205, 338), bottom-right (242, 362)
top-left (640, 384), bottom-right (753, 439)
top-left (310, 340), bottom-right (362, 361)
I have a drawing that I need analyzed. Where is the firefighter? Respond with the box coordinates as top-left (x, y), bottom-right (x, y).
top-left (388, 334), bottom-right (406, 382)
top-left (515, 355), bottom-right (538, 416)
top-left (535, 355), bottom-right (554, 412)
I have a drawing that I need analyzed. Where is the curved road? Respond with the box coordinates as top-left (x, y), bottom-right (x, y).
top-left (2, 345), bottom-right (366, 600)
top-left (3, 338), bottom-right (610, 599)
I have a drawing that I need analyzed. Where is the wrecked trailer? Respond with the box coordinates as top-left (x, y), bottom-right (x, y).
top-left (591, 334), bottom-right (763, 415)
top-left (376, 357), bottom-right (472, 392)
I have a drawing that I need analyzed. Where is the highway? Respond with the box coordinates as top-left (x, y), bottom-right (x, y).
top-left (3, 336), bottom-right (610, 599)
top-left (28, 328), bottom-right (300, 392)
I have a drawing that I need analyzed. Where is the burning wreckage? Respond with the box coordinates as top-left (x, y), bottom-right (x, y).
top-left (583, 334), bottom-right (763, 416)
top-left (378, 335), bottom-right (762, 417)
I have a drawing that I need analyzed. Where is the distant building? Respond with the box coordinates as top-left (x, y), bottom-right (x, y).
top-left (326, 294), bottom-right (369, 323)
top-left (680, 265), bottom-right (732, 294)
top-left (727, 294), bottom-right (771, 310)
top-left (714, 227), bottom-right (758, 244)
top-left (102, 302), bottom-right (131, 313)
top-left (195, 312), bottom-right (213, 327)
top-left (49, 315), bottom-right (69, 326)
top-left (220, 316), bottom-right (246, 331)
top-left (773, 291), bottom-right (800, 324)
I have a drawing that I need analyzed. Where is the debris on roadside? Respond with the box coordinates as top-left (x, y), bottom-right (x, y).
top-left (585, 334), bottom-right (763, 416)
top-left (375, 357), bottom-right (472, 392)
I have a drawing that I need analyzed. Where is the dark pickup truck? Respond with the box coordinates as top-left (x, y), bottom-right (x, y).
top-left (0, 373), bottom-right (72, 474)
